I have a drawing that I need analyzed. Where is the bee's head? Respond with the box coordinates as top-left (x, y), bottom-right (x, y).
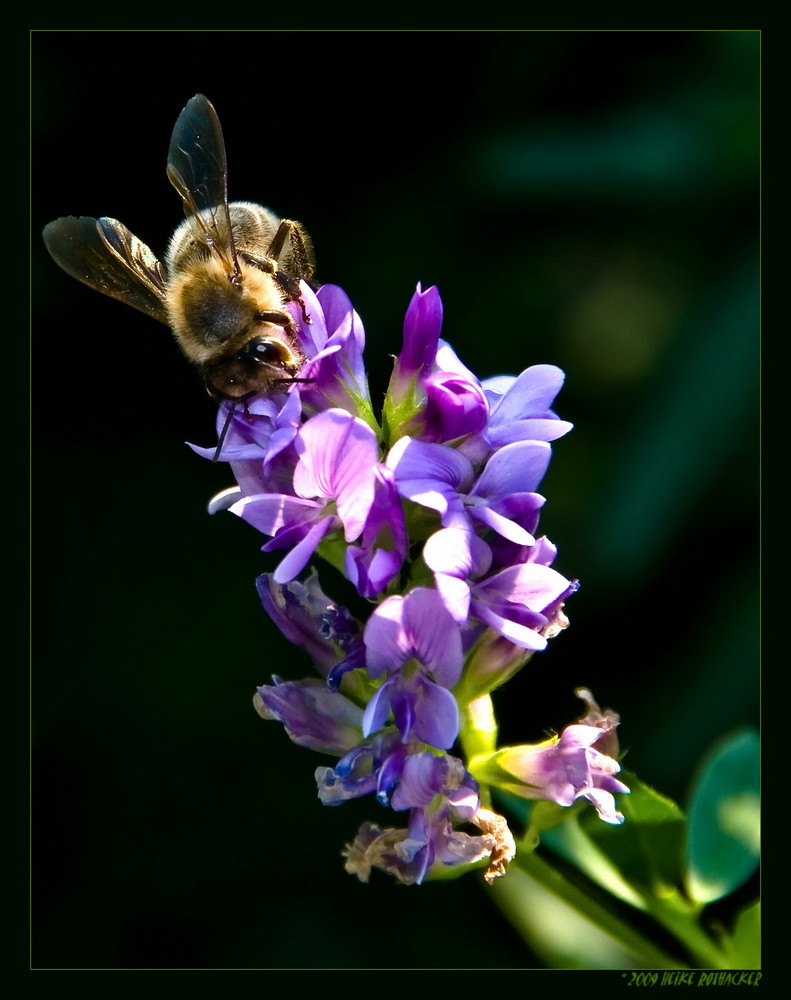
top-left (202, 333), bottom-right (306, 401)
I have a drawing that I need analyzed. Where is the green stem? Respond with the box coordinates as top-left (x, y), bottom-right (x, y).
top-left (458, 695), bottom-right (498, 810)
top-left (458, 695), bottom-right (498, 757)
top-left (505, 847), bottom-right (689, 969)
top-left (640, 898), bottom-right (730, 970)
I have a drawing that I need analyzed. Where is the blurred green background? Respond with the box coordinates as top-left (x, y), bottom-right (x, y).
top-left (32, 30), bottom-right (759, 969)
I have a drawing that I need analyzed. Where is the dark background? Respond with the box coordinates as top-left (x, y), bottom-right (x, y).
top-left (32, 31), bottom-right (759, 969)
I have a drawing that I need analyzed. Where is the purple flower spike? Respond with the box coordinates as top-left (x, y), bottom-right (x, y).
top-left (185, 273), bottom-right (610, 884)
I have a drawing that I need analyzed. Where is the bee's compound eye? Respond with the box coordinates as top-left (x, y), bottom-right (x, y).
top-left (237, 337), bottom-right (292, 366)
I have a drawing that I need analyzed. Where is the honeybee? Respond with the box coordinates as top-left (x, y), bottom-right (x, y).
top-left (43, 94), bottom-right (315, 420)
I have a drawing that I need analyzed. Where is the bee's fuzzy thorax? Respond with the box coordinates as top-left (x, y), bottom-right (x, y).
top-left (166, 258), bottom-right (286, 364)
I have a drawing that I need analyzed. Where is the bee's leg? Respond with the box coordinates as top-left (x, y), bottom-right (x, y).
top-left (239, 249), bottom-right (311, 325)
top-left (254, 308), bottom-right (296, 333)
top-left (238, 251), bottom-right (275, 274)
top-left (267, 220), bottom-right (315, 324)
top-left (269, 270), bottom-right (311, 325)
top-left (266, 220), bottom-right (314, 282)
top-left (272, 375), bottom-right (315, 389)
top-left (271, 268), bottom-right (305, 302)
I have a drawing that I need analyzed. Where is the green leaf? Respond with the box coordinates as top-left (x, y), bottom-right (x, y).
top-left (575, 770), bottom-right (687, 899)
top-left (684, 728), bottom-right (760, 904)
top-left (719, 900), bottom-right (761, 970)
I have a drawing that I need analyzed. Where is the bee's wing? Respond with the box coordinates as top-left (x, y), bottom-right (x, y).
top-left (43, 216), bottom-right (169, 324)
top-left (166, 94), bottom-right (237, 274)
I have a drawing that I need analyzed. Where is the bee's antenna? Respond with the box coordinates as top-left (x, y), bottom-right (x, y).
top-left (213, 402), bottom-right (238, 463)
